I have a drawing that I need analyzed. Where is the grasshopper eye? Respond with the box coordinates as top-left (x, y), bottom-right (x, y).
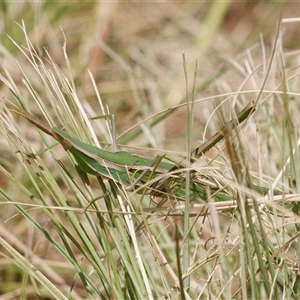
top-left (59, 136), bottom-right (73, 149)
top-left (51, 129), bottom-right (73, 149)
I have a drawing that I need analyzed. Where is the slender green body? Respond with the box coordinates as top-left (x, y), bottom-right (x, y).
top-left (8, 100), bottom-right (269, 202)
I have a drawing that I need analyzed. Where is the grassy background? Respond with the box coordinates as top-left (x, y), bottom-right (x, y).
top-left (1, 1), bottom-right (300, 299)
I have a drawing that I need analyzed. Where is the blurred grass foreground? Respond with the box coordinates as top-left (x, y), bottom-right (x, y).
top-left (1, 2), bottom-right (300, 299)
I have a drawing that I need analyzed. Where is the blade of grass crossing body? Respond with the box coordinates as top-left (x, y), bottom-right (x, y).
top-left (89, 113), bottom-right (117, 152)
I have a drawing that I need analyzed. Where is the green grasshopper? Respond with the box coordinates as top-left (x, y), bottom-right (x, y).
top-left (7, 100), bottom-right (265, 202)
